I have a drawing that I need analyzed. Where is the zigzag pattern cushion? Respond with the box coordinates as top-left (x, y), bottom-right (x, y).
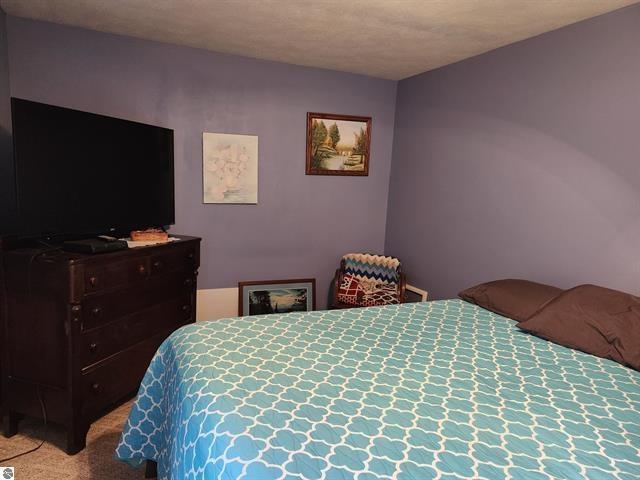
top-left (342, 253), bottom-right (400, 285)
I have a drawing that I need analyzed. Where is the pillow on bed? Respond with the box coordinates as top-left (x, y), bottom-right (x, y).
top-left (458, 279), bottom-right (562, 321)
top-left (517, 284), bottom-right (640, 370)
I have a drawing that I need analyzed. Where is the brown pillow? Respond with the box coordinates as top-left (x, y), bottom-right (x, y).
top-left (459, 279), bottom-right (562, 321)
top-left (517, 284), bottom-right (640, 370)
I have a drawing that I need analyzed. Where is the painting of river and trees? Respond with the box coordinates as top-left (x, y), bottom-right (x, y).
top-left (306, 112), bottom-right (371, 176)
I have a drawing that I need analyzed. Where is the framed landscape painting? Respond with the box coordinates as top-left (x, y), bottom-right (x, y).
top-left (306, 112), bottom-right (371, 176)
top-left (203, 132), bottom-right (258, 204)
top-left (238, 279), bottom-right (316, 316)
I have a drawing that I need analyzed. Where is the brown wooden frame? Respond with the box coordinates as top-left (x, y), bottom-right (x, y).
top-left (305, 112), bottom-right (371, 176)
top-left (238, 278), bottom-right (316, 316)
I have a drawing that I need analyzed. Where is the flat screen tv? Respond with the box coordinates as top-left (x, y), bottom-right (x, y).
top-left (3, 98), bottom-right (174, 238)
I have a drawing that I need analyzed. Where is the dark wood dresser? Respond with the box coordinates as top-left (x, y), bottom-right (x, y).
top-left (0, 235), bottom-right (200, 454)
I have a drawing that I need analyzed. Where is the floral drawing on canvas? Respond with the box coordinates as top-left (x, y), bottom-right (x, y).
top-left (203, 132), bottom-right (258, 204)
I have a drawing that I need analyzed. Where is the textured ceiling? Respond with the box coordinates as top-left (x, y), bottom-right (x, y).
top-left (1, 0), bottom-right (637, 80)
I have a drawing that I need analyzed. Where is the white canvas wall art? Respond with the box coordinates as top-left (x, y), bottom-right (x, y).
top-left (203, 132), bottom-right (258, 204)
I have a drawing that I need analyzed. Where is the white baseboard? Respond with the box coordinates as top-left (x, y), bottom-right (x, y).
top-left (196, 288), bottom-right (239, 322)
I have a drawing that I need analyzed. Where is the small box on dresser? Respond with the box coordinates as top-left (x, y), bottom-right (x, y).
top-left (0, 235), bottom-right (201, 454)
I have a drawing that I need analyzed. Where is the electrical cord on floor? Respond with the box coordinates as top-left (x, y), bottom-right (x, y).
top-left (0, 246), bottom-right (57, 464)
top-left (0, 386), bottom-right (48, 463)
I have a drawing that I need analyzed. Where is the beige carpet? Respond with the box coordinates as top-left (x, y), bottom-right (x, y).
top-left (0, 401), bottom-right (145, 479)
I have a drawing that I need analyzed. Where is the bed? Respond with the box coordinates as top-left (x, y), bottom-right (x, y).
top-left (116, 300), bottom-right (640, 479)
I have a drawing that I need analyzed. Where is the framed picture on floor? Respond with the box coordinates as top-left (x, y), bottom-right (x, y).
top-left (238, 278), bottom-right (316, 316)
top-left (306, 112), bottom-right (371, 176)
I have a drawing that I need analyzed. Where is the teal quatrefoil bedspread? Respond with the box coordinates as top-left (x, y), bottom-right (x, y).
top-left (115, 300), bottom-right (640, 479)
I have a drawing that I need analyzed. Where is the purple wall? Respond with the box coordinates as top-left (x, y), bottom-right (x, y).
top-left (0, 9), bottom-right (9, 133)
top-left (386, 4), bottom-right (640, 299)
top-left (6, 17), bottom-right (397, 308)
top-left (7, 6), bottom-right (639, 305)
top-left (0, 8), bottom-right (13, 213)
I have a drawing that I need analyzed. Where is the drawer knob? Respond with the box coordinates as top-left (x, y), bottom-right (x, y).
top-left (187, 252), bottom-right (195, 260)
top-left (89, 342), bottom-right (98, 353)
top-left (92, 307), bottom-right (102, 317)
top-left (184, 277), bottom-right (193, 286)
top-left (182, 304), bottom-right (191, 313)
top-left (89, 276), bottom-right (99, 287)
top-left (138, 264), bottom-right (146, 275)
top-left (153, 260), bottom-right (163, 270)
top-left (91, 383), bottom-right (101, 394)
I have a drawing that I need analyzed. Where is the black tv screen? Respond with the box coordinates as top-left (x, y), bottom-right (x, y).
top-left (5, 98), bottom-right (174, 237)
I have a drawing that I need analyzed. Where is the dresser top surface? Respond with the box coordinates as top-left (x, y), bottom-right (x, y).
top-left (4, 235), bottom-right (201, 265)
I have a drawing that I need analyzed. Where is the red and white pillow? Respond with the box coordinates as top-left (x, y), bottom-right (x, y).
top-left (338, 274), bottom-right (399, 306)
top-left (337, 274), bottom-right (365, 305)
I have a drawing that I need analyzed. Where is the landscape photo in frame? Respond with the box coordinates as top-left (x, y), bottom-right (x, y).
top-left (238, 279), bottom-right (316, 316)
top-left (306, 112), bottom-right (371, 176)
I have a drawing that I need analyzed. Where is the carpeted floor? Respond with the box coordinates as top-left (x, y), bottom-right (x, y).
top-left (0, 400), bottom-right (144, 479)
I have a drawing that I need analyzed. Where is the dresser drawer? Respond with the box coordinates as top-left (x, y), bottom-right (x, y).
top-left (84, 257), bottom-right (149, 294)
top-left (81, 270), bottom-right (196, 331)
top-left (80, 294), bottom-right (192, 370)
top-left (150, 243), bottom-right (198, 275)
top-left (80, 328), bottom-right (175, 417)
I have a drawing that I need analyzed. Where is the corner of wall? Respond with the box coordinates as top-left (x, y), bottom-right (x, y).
top-left (383, 77), bottom-right (405, 257)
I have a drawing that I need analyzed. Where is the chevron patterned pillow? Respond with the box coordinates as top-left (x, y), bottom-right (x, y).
top-left (342, 253), bottom-right (400, 285)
